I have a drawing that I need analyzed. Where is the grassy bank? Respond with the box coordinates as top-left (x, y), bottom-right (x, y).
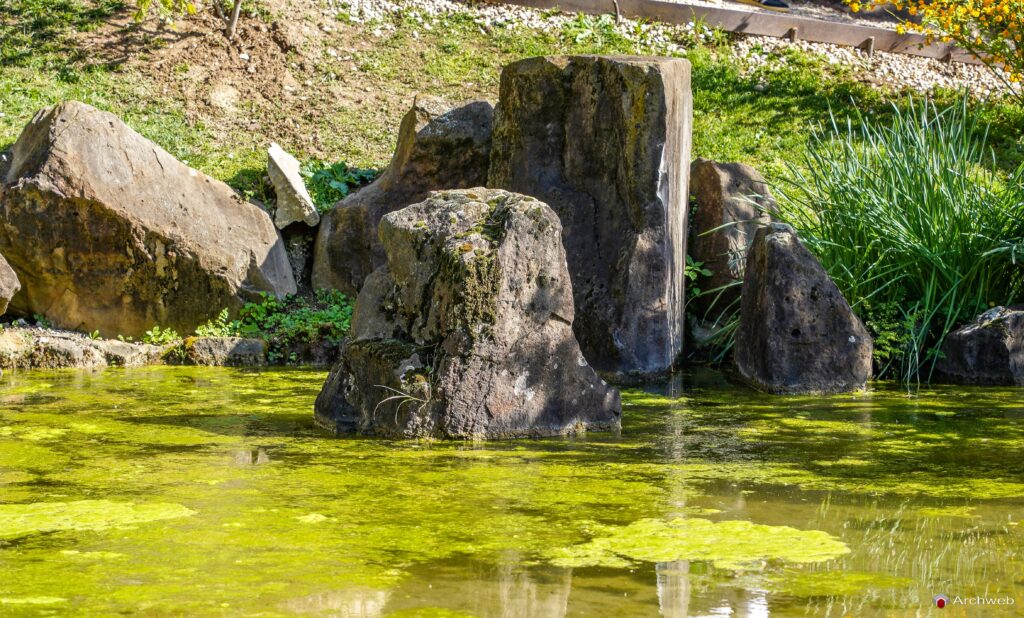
top-left (5, 0), bottom-right (1023, 196)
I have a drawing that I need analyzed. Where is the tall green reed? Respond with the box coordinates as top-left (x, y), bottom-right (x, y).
top-left (777, 97), bottom-right (1024, 385)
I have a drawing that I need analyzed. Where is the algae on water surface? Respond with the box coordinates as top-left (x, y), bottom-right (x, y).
top-left (0, 366), bottom-right (1021, 616)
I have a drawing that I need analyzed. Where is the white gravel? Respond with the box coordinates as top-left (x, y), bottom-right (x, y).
top-left (321, 0), bottom-right (1017, 100)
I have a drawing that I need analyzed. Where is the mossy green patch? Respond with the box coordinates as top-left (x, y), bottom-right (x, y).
top-left (767, 570), bottom-right (914, 597)
top-left (548, 518), bottom-right (849, 570)
top-left (0, 500), bottom-right (195, 539)
top-left (0, 367), bottom-right (1020, 615)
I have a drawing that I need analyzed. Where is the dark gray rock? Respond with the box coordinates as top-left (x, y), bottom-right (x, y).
top-left (936, 306), bottom-right (1024, 385)
top-left (311, 97), bottom-right (493, 297)
top-left (488, 55), bottom-right (692, 378)
top-left (688, 158), bottom-right (775, 323)
top-left (184, 336), bottom-right (267, 367)
top-left (0, 252), bottom-right (19, 316)
top-left (734, 223), bottom-right (872, 394)
top-left (315, 188), bottom-right (621, 439)
top-left (0, 101), bottom-right (295, 338)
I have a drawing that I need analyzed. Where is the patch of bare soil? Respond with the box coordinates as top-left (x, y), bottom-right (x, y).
top-left (74, 0), bottom-right (443, 167)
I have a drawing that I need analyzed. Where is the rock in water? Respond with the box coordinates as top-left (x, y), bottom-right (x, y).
top-left (488, 56), bottom-right (692, 378)
top-left (314, 188), bottom-right (621, 439)
top-left (688, 159), bottom-right (775, 323)
top-left (936, 307), bottom-right (1024, 385)
top-left (267, 142), bottom-right (320, 229)
top-left (183, 336), bottom-right (267, 367)
top-left (734, 223), bottom-right (872, 394)
top-left (311, 97), bottom-right (493, 297)
top-left (0, 252), bottom-right (19, 316)
top-left (0, 102), bottom-right (295, 337)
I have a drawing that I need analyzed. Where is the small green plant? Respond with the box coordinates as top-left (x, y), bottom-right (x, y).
top-left (560, 14), bottom-right (623, 48)
top-left (32, 314), bottom-right (52, 329)
top-left (194, 308), bottom-right (239, 338)
top-left (234, 289), bottom-right (354, 361)
top-left (88, 330), bottom-right (101, 340)
top-left (684, 255), bottom-right (713, 301)
top-left (142, 325), bottom-right (182, 346)
top-left (301, 161), bottom-right (379, 213)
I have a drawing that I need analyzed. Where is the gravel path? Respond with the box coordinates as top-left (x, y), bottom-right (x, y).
top-left (667, 0), bottom-right (899, 30)
top-left (324, 0), bottom-right (1017, 100)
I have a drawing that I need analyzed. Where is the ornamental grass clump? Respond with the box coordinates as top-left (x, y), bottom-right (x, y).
top-left (777, 97), bottom-right (1024, 385)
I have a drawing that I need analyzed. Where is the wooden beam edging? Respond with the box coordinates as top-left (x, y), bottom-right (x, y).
top-left (483, 0), bottom-right (980, 65)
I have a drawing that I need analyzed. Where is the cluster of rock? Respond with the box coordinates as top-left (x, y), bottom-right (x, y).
top-left (4, 53), bottom-right (1017, 438)
top-left (310, 54), bottom-right (698, 436)
top-left (688, 162), bottom-right (872, 394)
top-left (0, 325), bottom-right (269, 371)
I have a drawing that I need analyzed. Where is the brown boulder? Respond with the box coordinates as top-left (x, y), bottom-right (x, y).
top-left (0, 252), bottom-right (19, 316)
top-left (935, 307), bottom-right (1024, 385)
top-left (314, 188), bottom-right (621, 439)
top-left (734, 223), bottom-right (872, 394)
top-left (311, 97), bottom-right (493, 297)
top-left (0, 102), bottom-right (295, 338)
top-left (688, 159), bottom-right (775, 323)
top-left (488, 55), bottom-right (691, 378)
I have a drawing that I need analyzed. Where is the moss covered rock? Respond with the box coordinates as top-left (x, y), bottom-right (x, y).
top-left (315, 188), bottom-right (620, 439)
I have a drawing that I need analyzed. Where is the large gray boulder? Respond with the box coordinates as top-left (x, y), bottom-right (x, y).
top-left (0, 102), bottom-right (296, 338)
top-left (688, 159), bottom-right (775, 323)
top-left (0, 252), bottom-right (19, 316)
top-left (314, 188), bottom-right (621, 439)
top-left (488, 55), bottom-right (692, 378)
top-left (936, 307), bottom-right (1024, 385)
top-left (311, 97), bottom-right (493, 297)
top-left (734, 223), bottom-right (872, 394)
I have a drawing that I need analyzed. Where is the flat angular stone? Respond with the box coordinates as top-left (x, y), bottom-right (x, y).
top-left (268, 142), bottom-right (320, 229)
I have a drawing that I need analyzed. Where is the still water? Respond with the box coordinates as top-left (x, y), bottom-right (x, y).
top-left (0, 367), bottom-right (1021, 616)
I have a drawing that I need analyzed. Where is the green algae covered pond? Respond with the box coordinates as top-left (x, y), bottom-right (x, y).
top-left (1, 367), bottom-right (1022, 616)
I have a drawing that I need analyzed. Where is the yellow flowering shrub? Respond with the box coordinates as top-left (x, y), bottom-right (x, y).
top-left (847, 1), bottom-right (1024, 85)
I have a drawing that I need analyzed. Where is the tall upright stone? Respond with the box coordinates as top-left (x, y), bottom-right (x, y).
top-left (311, 97), bottom-right (493, 297)
top-left (488, 55), bottom-right (692, 378)
top-left (688, 159), bottom-right (775, 323)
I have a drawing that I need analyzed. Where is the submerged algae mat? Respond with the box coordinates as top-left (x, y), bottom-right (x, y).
top-left (0, 368), bottom-right (1022, 616)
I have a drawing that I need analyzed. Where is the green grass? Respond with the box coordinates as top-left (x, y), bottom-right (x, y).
top-left (4, 3), bottom-right (1023, 195)
top-left (777, 97), bottom-right (1024, 384)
